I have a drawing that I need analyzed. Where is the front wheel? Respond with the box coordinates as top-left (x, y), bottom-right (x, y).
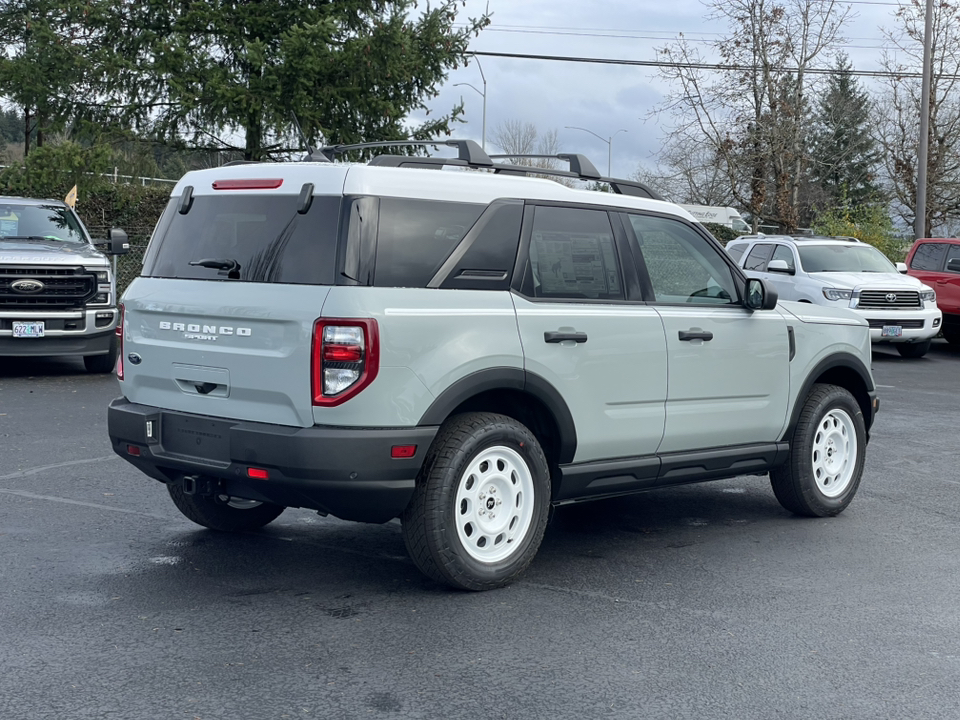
top-left (402, 412), bottom-right (551, 591)
top-left (168, 482), bottom-right (285, 532)
top-left (895, 339), bottom-right (931, 358)
top-left (83, 337), bottom-right (118, 373)
top-left (770, 384), bottom-right (866, 517)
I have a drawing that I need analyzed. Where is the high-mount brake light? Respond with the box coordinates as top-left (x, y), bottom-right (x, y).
top-left (312, 319), bottom-right (380, 407)
top-left (212, 178), bottom-right (284, 190)
top-left (116, 303), bottom-right (124, 380)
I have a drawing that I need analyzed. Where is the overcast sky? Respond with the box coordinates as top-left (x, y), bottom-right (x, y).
top-left (416, 0), bottom-right (911, 180)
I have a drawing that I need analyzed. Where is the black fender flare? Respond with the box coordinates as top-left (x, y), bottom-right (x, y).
top-left (418, 367), bottom-right (578, 464)
top-left (784, 352), bottom-right (877, 440)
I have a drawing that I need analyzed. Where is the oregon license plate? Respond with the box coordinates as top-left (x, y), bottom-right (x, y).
top-left (881, 325), bottom-right (903, 338)
top-left (12, 321), bottom-right (45, 338)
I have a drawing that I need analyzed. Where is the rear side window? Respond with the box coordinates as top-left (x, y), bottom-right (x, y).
top-left (726, 243), bottom-right (748, 263)
top-left (144, 194), bottom-right (341, 284)
top-left (374, 199), bottom-right (485, 287)
top-left (743, 244), bottom-right (774, 271)
top-left (910, 242), bottom-right (949, 271)
top-left (526, 205), bottom-right (623, 300)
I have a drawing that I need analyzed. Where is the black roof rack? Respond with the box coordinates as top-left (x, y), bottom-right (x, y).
top-left (363, 143), bottom-right (663, 200)
top-left (317, 139), bottom-right (493, 166)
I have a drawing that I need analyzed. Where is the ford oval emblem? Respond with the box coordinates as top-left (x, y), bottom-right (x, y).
top-left (127, 353), bottom-right (142, 365)
top-left (10, 279), bottom-right (44, 293)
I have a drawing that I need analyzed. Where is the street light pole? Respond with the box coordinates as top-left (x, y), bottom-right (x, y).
top-left (915, 0), bottom-right (935, 240)
top-left (454, 55), bottom-right (487, 150)
top-left (564, 126), bottom-right (628, 176)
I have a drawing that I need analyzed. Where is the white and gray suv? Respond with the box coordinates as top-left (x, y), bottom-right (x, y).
top-left (726, 235), bottom-right (942, 358)
top-left (108, 141), bottom-right (879, 590)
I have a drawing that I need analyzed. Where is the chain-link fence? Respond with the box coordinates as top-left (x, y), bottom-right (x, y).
top-left (87, 226), bottom-right (152, 298)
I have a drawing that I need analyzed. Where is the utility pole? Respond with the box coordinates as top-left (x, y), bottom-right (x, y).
top-left (915, 0), bottom-right (934, 239)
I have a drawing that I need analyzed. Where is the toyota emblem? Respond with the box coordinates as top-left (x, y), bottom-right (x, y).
top-left (885, 293), bottom-right (898, 303)
top-left (10, 279), bottom-right (44, 294)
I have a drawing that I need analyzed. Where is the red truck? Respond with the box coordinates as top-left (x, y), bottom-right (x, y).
top-left (906, 238), bottom-right (960, 344)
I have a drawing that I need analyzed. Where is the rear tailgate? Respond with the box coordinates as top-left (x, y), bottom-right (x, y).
top-left (121, 279), bottom-right (329, 427)
top-left (120, 165), bottom-right (348, 428)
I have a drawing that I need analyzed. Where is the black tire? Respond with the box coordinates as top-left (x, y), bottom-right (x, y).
top-left (770, 384), bottom-right (866, 517)
top-left (943, 328), bottom-right (960, 345)
top-left (895, 339), bottom-right (931, 358)
top-left (83, 337), bottom-right (118, 373)
top-left (402, 412), bottom-right (551, 591)
top-left (168, 482), bottom-right (285, 532)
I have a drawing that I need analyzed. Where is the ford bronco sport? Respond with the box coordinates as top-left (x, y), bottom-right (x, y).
top-left (108, 141), bottom-right (878, 590)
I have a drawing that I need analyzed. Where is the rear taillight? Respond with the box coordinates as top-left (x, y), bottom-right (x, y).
top-left (311, 319), bottom-right (379, 406)
top-left (116, 303), bottom-right (124, 380)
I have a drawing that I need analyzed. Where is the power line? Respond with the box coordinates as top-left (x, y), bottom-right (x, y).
top-left (471, 50), bottom-right (931, 79)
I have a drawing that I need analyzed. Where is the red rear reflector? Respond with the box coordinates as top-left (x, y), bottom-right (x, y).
top-left (126, 445), bottom-right (141, 456)
top-left (247, 467), bottom-right (269, 479)
top-left (391, 445), bottom-right (417, 459)
top-left (212, 178), bottom-right (284, 190)
top-left (322, 344), bottom-right (363, 363)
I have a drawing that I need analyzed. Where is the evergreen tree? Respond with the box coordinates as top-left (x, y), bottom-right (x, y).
top-left (117, 1), bottom-right (490, 161)
top-left (809, 54), bottom-right (881, 207)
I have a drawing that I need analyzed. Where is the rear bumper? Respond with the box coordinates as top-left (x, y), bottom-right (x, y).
top-left (107, 397), bottom-right (437, 523)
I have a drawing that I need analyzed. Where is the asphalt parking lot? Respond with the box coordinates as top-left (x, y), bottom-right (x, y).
top-left (1, 341), bottom-right (959, 720)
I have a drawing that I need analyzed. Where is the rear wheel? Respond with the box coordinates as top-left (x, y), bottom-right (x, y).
top-left (770, 384), bottom-right (866, 517)
top-left (168, 482), bottom-right (285, 532)
top-left (895, 339), bottom-right (931, 358)
top-left (402, 412), bottom-right (551, 591)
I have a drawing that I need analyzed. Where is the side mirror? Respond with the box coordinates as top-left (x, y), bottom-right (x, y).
top-left (767, 259), bottom-right (795, 275)
top-left (745, 277), bottom-right (778, 311)
top-left (106, 228), bottom-right (129, 256)
top-left (896, 262), bottom-right (908, 274)
top-left (947, 258), bottom-right (960, 273)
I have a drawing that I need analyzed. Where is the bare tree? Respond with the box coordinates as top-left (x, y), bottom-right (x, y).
top-left (875, 0), bottom-right (960, 236)
top-left (634, 143), bottom-right (739, 206)
top-left (654, 0), bottom-right (849, 231)
top-left (490, 119), bottom-right (572, 184)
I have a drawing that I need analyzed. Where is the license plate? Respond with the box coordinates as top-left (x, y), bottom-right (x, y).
top-left (882, 325), bottom-right (903, 338)
top-left (162, 413), bottom-right (232, 463)
top-left (12, 321), bottom-right (44, 338)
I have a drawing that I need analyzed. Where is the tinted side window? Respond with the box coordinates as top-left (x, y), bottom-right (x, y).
top-left (374, 199), bottom-right (485, 287)
top-left (145, 194), bottom-right (341, 284)
top-left (910, 242), bottom-right (948, 271)
top-left (526, 206), bottom-right (623, 300)
top-left (437, 201), bottom-right (523, 290)
top-left (770, 244), bottom-right (796, 271)
top-left (625, 214), bottom-right (738, 305)
top-left (726, 243), bottom-right (748, 263)
top-left (744, 244), bottom-right (775, 271)
top-left (946, 244), bottom-right (960, 272)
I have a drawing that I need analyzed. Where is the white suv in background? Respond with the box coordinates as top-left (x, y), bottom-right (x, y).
top-left (727, 236), bottom-right (942, 358)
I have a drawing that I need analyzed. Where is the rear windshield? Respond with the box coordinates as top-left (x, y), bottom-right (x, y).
top-left (143, 194), bottom-right (341, 284)
top-left (0, 202), bottom-right (87, 243)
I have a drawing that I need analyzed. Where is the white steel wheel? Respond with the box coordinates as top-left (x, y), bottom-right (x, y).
top-left (810, 408), bottom-right (858, 498)
top-left (454, 446), bottom-right (535, 563)
top-left (402, 412), bottom-right (552, 591)
top-left (770, 383), bottom-right (867, 518)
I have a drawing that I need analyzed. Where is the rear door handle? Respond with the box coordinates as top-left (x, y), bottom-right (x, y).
top-left (545, 331), bottom-right (588, 344)
top-left (678, 330), bottom-right (714, 342)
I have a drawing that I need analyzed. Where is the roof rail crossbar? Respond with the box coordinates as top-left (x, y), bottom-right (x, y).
top-left (363, 148), bottom-right (664, 201)
top-left (319, 139), bottom-right (493, 166)
top-left (487, 153), bottom-right (602, 180)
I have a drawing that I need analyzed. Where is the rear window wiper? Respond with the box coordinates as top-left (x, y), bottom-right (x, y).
top-left (189, 257), bottom-right (241, 276)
